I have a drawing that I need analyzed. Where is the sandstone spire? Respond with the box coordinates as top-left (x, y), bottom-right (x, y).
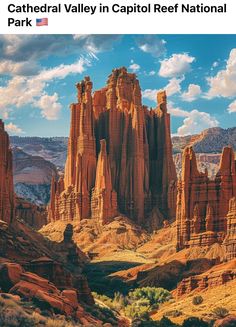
top-left (91, 139), bottom-right (117, 224)
top-left (149, 91), bottom-right (177, 220)
top-left (224, 197), bottom-right (236, 260)
top-left (51, 77), bottom-right (97, 222)
top-left (0, 120), bottom-right (14, 224)
top-left (177, 146), bottom-right (236, 250)
top-left (206, 203), bottom-right (214, 232)
top-left (48, 68), bottom-right (177, 227)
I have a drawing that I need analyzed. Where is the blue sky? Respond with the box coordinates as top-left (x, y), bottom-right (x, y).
top-left (0, 34), bottom-right (236, 137)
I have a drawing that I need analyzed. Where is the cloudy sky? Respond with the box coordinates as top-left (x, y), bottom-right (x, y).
top-left (0, 34), bottom-right (236, 137)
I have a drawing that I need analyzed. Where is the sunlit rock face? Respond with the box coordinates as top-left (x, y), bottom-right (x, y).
top-left (48, 67), bottom-right (177, 227)
top-left (176, 146), bottom-right (236, 251)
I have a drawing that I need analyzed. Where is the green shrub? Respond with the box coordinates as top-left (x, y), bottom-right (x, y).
top-left (212, 306), bottom-right (229, 318)
top-left (182, 317), bottom-right (209, 327)
top-left (192, 296), bottom-right (203, 305)
top-left (124, 301), bottom-right (150, 320)
top-left (113, 291), bottom-right (127, 310)
top-left (94, 287), bottom-right (172, 322)
top-left (128, 287), bottom-right (172, 306)
top-left (92, 292), bottom-right (114, 308)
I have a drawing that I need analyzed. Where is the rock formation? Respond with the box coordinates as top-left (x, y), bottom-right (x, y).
top-left (15, 196), bottom-right (47, 229)
top-left (224, 197), bottom-right (236, 260)
top-left (48, 67), bottom-right (177, 226)
top-left (91, 139), bottom-right (117, 225)
top-left (176, 260), bottom-right (236, 297)
top-left (177, 146), bottom-right (236, 251)
top-left (0, 119), bottom-right (15, 224)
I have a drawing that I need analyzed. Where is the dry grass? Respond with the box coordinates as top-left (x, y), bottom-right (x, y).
top-left (151, 279), bottom-right (236, 324)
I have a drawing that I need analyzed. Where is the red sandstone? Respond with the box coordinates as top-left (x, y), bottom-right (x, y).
top-left (0, 119), bottom-right (15, 224)
top-left (176, 146), bottom-right (236, 258)
top-left (48, 67), bottom-right (177, 226)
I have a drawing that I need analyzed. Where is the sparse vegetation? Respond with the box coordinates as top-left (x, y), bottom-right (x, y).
top-left (192, 296), bottom-right (203, 305)
top-left (212, 306), bottom-right (229, 318)
top-left (128, 287), bottom-right (172, 306)
top-left (0, 293), bottom-right (120, 326)
top-left (94, 287), bottom-right (172, 321)
top-left (0, 295), bottom-right (37, 327)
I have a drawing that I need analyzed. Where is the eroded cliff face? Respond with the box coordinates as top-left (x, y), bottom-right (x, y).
top-left (15, 197), bottom-right (47, 230)
top-left (176, 146), bottom-right (236, 253)
top-left (224, 197), bottom-right (236, 260)
top-left (48, 67), bottom-right (177, 226)
top-left (0, 119), bottom-right (15, 224)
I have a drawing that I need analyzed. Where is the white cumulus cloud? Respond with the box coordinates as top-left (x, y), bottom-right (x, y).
top-left (167, 101), bottom-right (189, 117)
top-left (142, 89), bottom-right (157, 102)
top-left (159, 53), bottom-right (195, 78)
top-left (129, 60), bottom-right (140, 72)
top-left (181, 84), bottom-right (202, 102)
top-left (142, 77), bottom-right (184, 101)
top-left (165, 77), bottom-right (184, 96)
top-left (227, 100), bottom-right (236, 113)
top-left (207, 49), bottom-right (236, 98)
top-left (167, 102), bottom-right (219, 135)
top-left (148, 70), bottom-right (156, 76)
top-left (5, 122), bottom-right (24, 135)
top-left (136, 36), bottom-right (166, 57)
top-left (0, 57), bottom-right (91, 120)
top-left (177, 109), bottom-right (219, 136)
top-left (35, 93), bottom-right (62, 120)
top-left (0, 60), bottom-right (39, 76)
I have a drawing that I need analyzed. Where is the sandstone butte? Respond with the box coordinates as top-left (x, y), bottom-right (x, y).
top-left (48, 67), bottom-right (177, 226)
top-left (0, 119), bottom-right (15, 224)
top-left (176, 146), bottom-right (236, 259)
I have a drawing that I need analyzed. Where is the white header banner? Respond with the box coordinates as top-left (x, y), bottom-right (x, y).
top-left (0, 0), bottom-right (235, 34)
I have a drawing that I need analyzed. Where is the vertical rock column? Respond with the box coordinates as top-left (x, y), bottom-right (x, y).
top-left (91, 139), bottom-right (117, 224)
top-left (0, 120), bottom-right (14, 224)
top-left (176, 145), bottom-right (236, 250)
top-left (224, 197), bottom-right (236, 260)
top-left (74, 77), bottom-right (97, 219)
top-left (48, 68), bottom-right (178, 226)
top-left (215, 147), bottom-right (236, 232)
top-left (176, 147), bottom-right (202, 250)
top-left (155, 91), bottom-right (177, 219)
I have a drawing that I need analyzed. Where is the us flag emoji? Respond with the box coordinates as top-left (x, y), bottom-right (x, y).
top-left (36, 18), bottom-right (48, 26)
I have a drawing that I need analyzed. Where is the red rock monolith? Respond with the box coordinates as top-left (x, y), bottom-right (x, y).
top-left (0, 120), bottom-right (14, 224)
top-left (48, 68), bottom-right (177, 227)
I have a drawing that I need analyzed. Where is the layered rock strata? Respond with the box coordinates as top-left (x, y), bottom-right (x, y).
top-left (48, 67), bottom-right (177, 226)
top-left (15, 196), bottom-right (47, 229)
top-left (224, 197), bottom-right (236, 260)
top-left (0, 119), bottom-right (15, 224)
top-left (176, 146), bottom-right (236, 250)
top-left (176, 261), bottom-right (236, 297)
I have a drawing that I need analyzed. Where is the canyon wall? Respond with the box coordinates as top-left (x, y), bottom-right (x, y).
top-left (0, 119), bottom-right (15, 224)
top-left (48, 67), bottom-right (177, 226)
